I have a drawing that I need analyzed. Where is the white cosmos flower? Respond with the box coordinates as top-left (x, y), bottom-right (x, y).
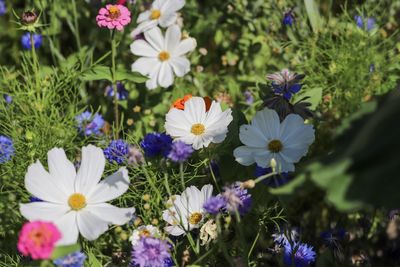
top-left (130, 25), bottom-right (196, 90)
top-left (131, 0), bottom-right (185, 37)
top-left (19, 145), bottom-right (135, 245)
top-left (130, 225), bottom-right (161, 246)
top-left (165, 97), bottom-right (233, 150)
top-left (162, 184), bottom-right (213, 236)
top-left (233, 108), bottom-right (315, 172)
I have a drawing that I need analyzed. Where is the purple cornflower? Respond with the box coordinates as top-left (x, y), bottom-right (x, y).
top-left (128, 145), bottom-right (145, 166)
top-left (75, 111), bottom-right (105, 136)
top-left (244, 90), bottom-right (254, 105)
top-left (283, 242), bottom-right (316, 267)
top-left (140, 133), bottom-right (172, 158)
top-left (203, 196), bottom-right (227, 215)
top-left (53, 251), bottom-right (86, 267)
top-left (354, 15), bottom-right (376, 32)
top-left (266, 69), bottom-right (304, 100)
top-left (130, 237), bottom-right (171, 267)
top-left (167, 141), bottom-right (193, 162)
top-left (254, 166), bottom-right (291, 188)
top-left (282, 9), bottom-right (295, 26)
top-left (105, 81), bottom-right (129, 100)
top-left (0, 135), bottom-right (14, 163)
top-left (104, 139), bottom-right (129, 164)
top-left (0, 0), bottom-right (6, 16)
top-left (222, 182), bottom-right (252, 215)
top-left (3, 94), bottom-right (12, 104)
top-left (21, 33), bottom-right (43, 50)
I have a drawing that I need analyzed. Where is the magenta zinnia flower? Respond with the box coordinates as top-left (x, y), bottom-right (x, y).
top-left (96, 4), bottom-right (131, 31)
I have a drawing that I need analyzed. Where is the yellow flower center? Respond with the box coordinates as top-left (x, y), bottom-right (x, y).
top-left (189, 212), bottom-right (203, 225)
top-left (150, 9), bottom-right (161, 20)
top-left (68, 193), bottom-right (86, 210)
top-left (158, 51), bottom-right (170, 62)
top-left (139, 229), bottom-right (151, 237)
top-left (109, 5), bottom-right (121, 19)
top-left (268, 139), bottom-right (283, 153)
top-left (191, 123), bottom-right (205, 135)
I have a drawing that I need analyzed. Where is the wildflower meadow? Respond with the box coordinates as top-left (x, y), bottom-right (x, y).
top-left (1, 0), bottom-right (400, 266)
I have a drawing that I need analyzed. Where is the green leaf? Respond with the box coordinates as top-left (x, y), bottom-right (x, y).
top-left (115, 70), bottom-right (148, 83)
top-left (293, 87), bottom-right (322, 110)
top-left (81, 65), bottom-right (112, 82)
top-left (269, 174), bottom-right (307, 195)
top-left (50, 243), bottom-right (80, 260)
top-left (87, 251), bottom-right (102, 267)
top-left (304, 0), bottom-right (322, 33)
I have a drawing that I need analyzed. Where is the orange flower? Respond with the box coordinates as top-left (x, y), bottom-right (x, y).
top-left (172, 94), bottom-right (212, 111)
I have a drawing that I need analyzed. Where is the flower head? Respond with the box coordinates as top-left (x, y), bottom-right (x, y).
top-left (141, 133), bottom-right (172, 158)
top-left (165, 97), bottom-right (233, 150)
top-left (131, 237), bottom-right (171, 267)
top-left (130, 0), bottom-right (185, 37)
top-left (282, 10), bottom-right (295, 26)
top-left (3, 94), bottom-right (12, 104)
top-left (172, 94), bottom-right (193, 110)
top-left (96, 4), bottom-right (131, 31)
top-left (21, 33), bottom-right (43, 50)
top-left (17, 221), bottom-right (61, 260)
top-left (128, 145), bottom-right (145, 166)
top-left (168, 141), bottom-right (193, 162)
top-left (200, 219), bottom-right (218, 246)
top-left (354, 15), bottom-right (376, 32)
top-left (203, 195), bottom-right (226, 215)
top-left (19, 145), bottom-right (135, 245)
top-left (0, 135), bottom-right (14, 163)
top-left (53, 251), bottom-right (86, 267)
top-left (163, 184), bottom-right (213, 236)
top-left (75, 111), bottom-right (105, 136)
top-left (131, 25), bottom-right (196, 89)
top-left (283, 242), bottom-right (316, 267)
top-left (234, 108), bottom-right (315, 172)
top-left (222, 182), bottom-right (252, 215)
top-left (105, 82), bottom-right (129, 100)
top-left (104, 139), bottom-right (130, 164)
top-left (0, 0), bottom-right (6, 16)
top-left (130, 225), bottom-right (161, 246)
top-left (21, 11), bottom-right (38, 25)
top-left (266, 69), bottom-right (304, 100)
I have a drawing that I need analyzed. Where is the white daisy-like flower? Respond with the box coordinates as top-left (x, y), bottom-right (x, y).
top-left (165, 97), bottom-right (233, 150)
top-left (130, 25), bottom-right (196, 90)
top-left (19, 145), bottom-right (135, 245)
top-left (162, 184), bottom-right (213, 236)
top-left (130, 0), bottom-right (185, 38)
top-left (130, 225), bottom-right (161, 246)
top-left (233, 108), bottom-right (315, 172)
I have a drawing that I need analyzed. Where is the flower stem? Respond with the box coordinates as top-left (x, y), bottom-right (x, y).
top-left (71, 0), bottom-right (81, 50)
top-left (30, 33), bottom-right (39, 89)
top-left (254, 171), bottom-right (278, 184)
top-left (110, 30), bottom-right (120, 139)
top-left (180, 162), bottom-right (185, 190)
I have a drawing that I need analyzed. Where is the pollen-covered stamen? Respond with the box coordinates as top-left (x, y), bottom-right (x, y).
top-left (189, 212), bottom-right (203, 225)
top-left (158, 51), bottom-right (170, 62)
top-left (139, 229), bottom-right (151, 237)
top-left (109, 5), bottom-right (121, 19)
top-left (68, 193), bottom-right (87, 210)
top-left (191, 123), bottom-right (205, 136)
top-left (268, 139), bottom-right (283, 153)
top-left (150, 9), bottom-right (161, 20)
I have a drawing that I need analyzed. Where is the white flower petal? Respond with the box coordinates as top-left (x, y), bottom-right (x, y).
top-left (158, 62), bottom-right (174, 88)
top-left (165, 25), bottom-right (181, 52)
top-left (252, 108), bottom-right (280, 139)
top-left (130, 40), bottom-right (159, 57)
top-left (55, 211), bottom-right (79, 245)
top-left (152, 0), bottom-right (165, 9)
top-left (87, 203), bottom-right (135, 225)
top-left (77, 210), bottom-right (109, 241)
top-left (47, 148), bottom-right (76, 195)
top-left (170, 57), bottom-right (190, 77)
top-left (132, 57), bottom-right (160, 76)
top-left (238, 124), bottom-right (267, 147)
top-left (145, 62), bottom-right (162, 90)
top-left (174, 37), bottom-right (196, 56)
top-left (201, 184), bottom-right (213, 206)
top-left (20, 202), bottom-right (69, 221)
top-left (184, 97), bottom-right (206, 124)
top-left (280, 146), bottom-right (309, 163)
top-left (144, 27), bottom-right (165, 51)
top-left (131, 20), bottom-right (159, 38)
top-left (273, 154), bottom-right (295, 172)
top-left (75, 145), bottom-right (105, 195)
top-left (165, 225), bottom-right (186, 236)
top-left (254, 151), bottom-right (273, 168)
top-left (25, 160), bottom-right (68, 203)
top-left (137, 10), bottom-right (151, 23)
top-left (159, 13), bottom-right (178, 27)
top-left (233, 146), bottom-right (257, 166)
top-left (161, 0), bottom-right (185, 13)
top-left (87, 167), bottom-right (130, 203)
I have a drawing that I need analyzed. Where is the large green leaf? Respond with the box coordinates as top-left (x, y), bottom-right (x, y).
top-left (81, 65), bottom-right (147, 83)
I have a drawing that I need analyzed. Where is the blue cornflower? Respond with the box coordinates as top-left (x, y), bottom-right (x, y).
top-left (0, 0), bottom-right (6, 16)
top-left (272, 227), bottom-right (300, 246)
top-left (130, 237), bottom-right (172, 267)
top-left (354, 15), bottom-right (376, 32)
top-left (320, 228), bottom-right (346, 249)
top-left (254, 166), bottom-right (291, 188)
top-left (167, 141), bottom-right (193, 162)
top-left (75, 111), bottom-right (105, 136)
top-left (104, 139), bottom-right (129, 164)
top-left (140, 133), bottom-right (172, 158)
top-left (105, 81), bottom-right (129, 100)
top-left (203, 196), bottom-right (227, 215)
top-left (53, 251), bottom-right (86, 267)
top-left (222, 182), bottom-right (252, 215)
top-left (266, 69), bottom-right (304, 100)
top-left (21, 33), bottom-right (43, 50)
top-left (283, 10), bottom-right (295, 26)
top-left (0, 135), bottom-right (14, 163)
top-left (3, 94), bottom-right (12, 104)
top-left (29, 196), bottom-right (43, 202)
top-left (283, 242), bottom-right (316, 267)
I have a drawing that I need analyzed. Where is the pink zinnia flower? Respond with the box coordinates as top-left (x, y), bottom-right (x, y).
top-left (17, 221), bottom-right (61, 260)
top-left (96, 4), bottom-right (131, 31)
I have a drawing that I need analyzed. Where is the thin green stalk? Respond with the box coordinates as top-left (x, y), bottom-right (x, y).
top-left (71, 0), bottom-right (81, 50)
top-left (141, 165), bottom-right (162, 201)
top-left (208, 161), bottom-right (221, 192)
top-left (30, 33), bottom-right (39, 90)
top-left (110, 30), bottom-right (120, 139)
top-left (180, 162), bottom-right (185, 190)
top-left (186, 232), bottom-right (200, 256)
top-left (247, 230), bottom-right (260, 262)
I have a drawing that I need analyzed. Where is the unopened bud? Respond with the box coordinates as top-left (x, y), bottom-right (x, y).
top-left (241, 179), bottom-right (255, 189)
top-left (270, 158), bottom-right (277, 173)
top-left (21, 11), bottom-right (38, 25)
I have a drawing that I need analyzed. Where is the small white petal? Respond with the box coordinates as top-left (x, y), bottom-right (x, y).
top-left (137, 10), bottom-right (151, 23)
top-left (170, 57), bottom-right (190, 77)
top-left (184, 97), bottom-right (206, 124)
top-left (158, 62), bottom-right (174, 88)
top-left (20, 202), bottom-right (69, 221)
top-left (233, 146), bottom-right (257, 166)
top-left (145, 62), bottom-right (162, 90)
top-left (77, 210), bottom-right (109, 241)
top-left (238, 124), bottom-right (267, 148)
top-left (159, 13), bottom-right (178, 27)
top-left (174, 38), bottom-right (196, 56)
top-left (47, 148), bottom-right (76, 194)
top-left (88, 203), bottom-right (135, 225)
top-left (144, 27), bottom-right (165, 51)
top-left (161, 0), bottom-right (185, 13)
top-left (132, 57), bottom-right (160, 76)
top-left (131, 20), bottom-right (159, 38)
top-left (55, 211), bottom-right (79, 245)
top-left (130, 40), bottom-right (159, 57)
top-left (252, 108), bottom-right (281, 139)
top-left (165, 24), bottom-right (181, 52)
top-left (165, 225), bottom-right (186, 236)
